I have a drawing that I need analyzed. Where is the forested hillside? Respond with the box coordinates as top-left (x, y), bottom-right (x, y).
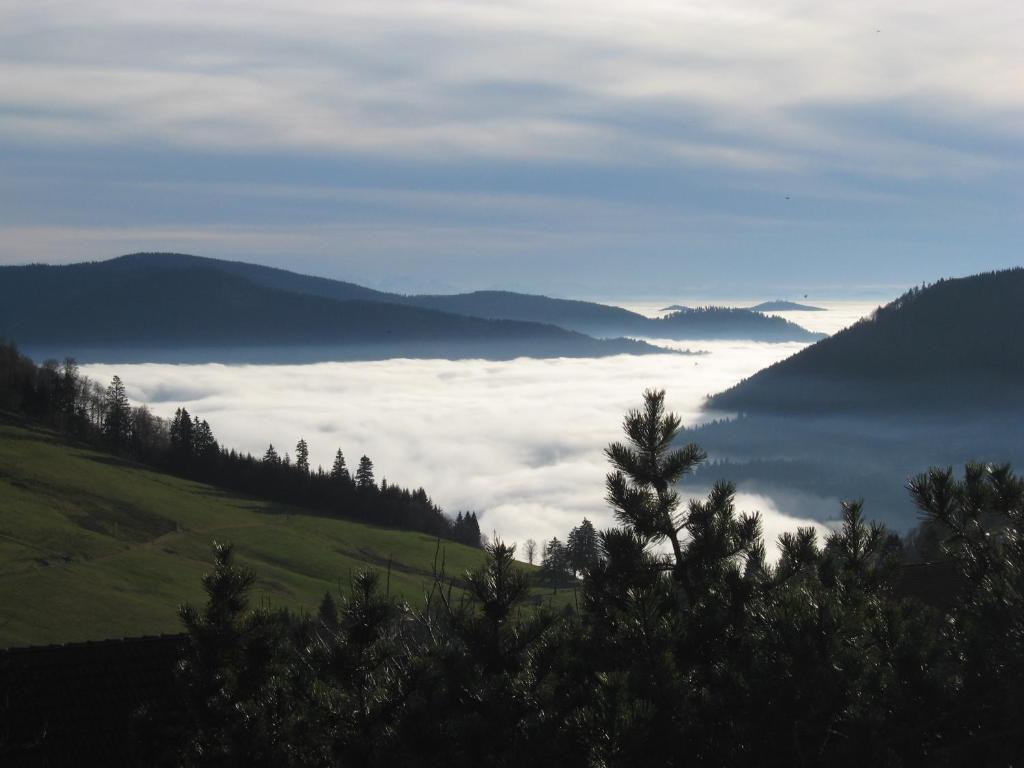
top-left (651, 306), bottom-right (824, 340)
top-left (709, 268), bottom-right (1024, 413)
top-left (748, 300), bottom-right (826, 311)
top-left (0, 340), bottom-right (479, 544)
top-left (0, 417), bottom-right (496, 647)
top-left (0, 261), bottom-right (661, 362)
top-left (15, 253), bottom-right (822, 344)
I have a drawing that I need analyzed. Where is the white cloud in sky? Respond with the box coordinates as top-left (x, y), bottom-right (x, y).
top-left (1, 0), bottom-right (1020, 174)
top-left (1, 1), bottom-right (1019, 296)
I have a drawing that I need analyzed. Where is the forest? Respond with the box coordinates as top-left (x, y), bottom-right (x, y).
top-left (141, 389), bottom-right (1022, 765)
top-left (2, 340), bottom-right (1022, 763)
top-left (710, 268), bottom-right (1024, 414)
top-left (0, 339), bottom-right (481, 546)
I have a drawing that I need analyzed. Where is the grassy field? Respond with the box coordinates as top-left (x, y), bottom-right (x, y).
top-left (0, 419), bottom-right (559, 648)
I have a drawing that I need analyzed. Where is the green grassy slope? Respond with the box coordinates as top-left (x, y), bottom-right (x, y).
top-left (0, 420), bottom-right (541, 648)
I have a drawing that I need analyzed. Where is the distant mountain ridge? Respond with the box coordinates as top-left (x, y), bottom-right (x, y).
top-left (0, 259), bottom-right (661, 363)
top-left (103, 253), bottom-right (823, 342)
top-left (748, 300), bottom-right (826, 312)
top-left (708, 268), bottom-right (1024, 414)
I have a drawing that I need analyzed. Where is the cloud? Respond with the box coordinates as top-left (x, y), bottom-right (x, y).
top-left (79, 329), bottom-right (872, 557)
top-left (1, 1), bottom-right (1020, 174)
top-left (1, 1), bottom-right (1020, 295)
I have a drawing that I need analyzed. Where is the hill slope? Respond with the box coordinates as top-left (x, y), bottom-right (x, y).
top-left (0, 260), bottom-right (661, 363)
top-left (749, 301), bottom-right (826, 312)
top-left (101, 253), bottom-right (822, 342)
top-left (650, 307), bottom-right (825, 341)
top-left (708, 268), bottom-right (1024, 414)
top-left (0, 417), bottom-right (516, 648)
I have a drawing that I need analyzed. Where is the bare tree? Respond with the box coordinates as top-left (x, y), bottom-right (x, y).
top-left (524, 539), bottom-right (538, 565)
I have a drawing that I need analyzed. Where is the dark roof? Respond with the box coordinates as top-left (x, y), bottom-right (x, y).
top-left (1, 634), bottom-right (187, 767)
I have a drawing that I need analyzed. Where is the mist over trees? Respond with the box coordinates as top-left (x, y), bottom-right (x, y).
top-left (163, 389), bottom-right (1024, 765)
top-left (0, 339), bottom-right (481, 546)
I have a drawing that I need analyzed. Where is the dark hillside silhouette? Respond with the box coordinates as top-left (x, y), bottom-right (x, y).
top-left (408, 293), bottom-right (823, 340)
top-left (652, 306), bottom-right (824, 341)
top-left (0, 260), bottom-right (664, 362)
top-left (709, 268), bottom-right (1024, 414)
top-left (748, 300), bottom-right (826, 312)
top-left (36, 253), bottom-right (823, 343)
top-left (693, 268), bottom-right (1024, 531)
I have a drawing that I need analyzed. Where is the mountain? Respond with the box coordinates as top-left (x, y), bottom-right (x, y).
top-left (659, 304), bottom-right (692, 312)
top-left (748, 300), bottom-right (826, 312)
top-left (401, 295), bottom-right (822, 341)
top-left (111, 251), bottom-right (389, 303)
top-left (0, 260), bottom-right (664, 363)
top-left (694, 269), bottom-right (1024, 530)
top-left (708, 268), bottom-right (1024, 414)
top-left (651, 308), bottom-right (825, 342)
top-left (100, 254), bottom-right (822, 342)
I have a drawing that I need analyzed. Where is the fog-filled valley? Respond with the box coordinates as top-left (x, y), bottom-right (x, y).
top-left (80, 299), bottom-right (894, 551)
top-left (4, 0), bottom-right (1023, 758)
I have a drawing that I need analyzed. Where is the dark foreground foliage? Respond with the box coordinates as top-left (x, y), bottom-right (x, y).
top-left (172, 391), bottom-right (1024, 766)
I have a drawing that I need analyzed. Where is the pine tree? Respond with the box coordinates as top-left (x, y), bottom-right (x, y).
top-left (318, 591), bottom-right (338, 628)
top-left (466, 512), bottom-right (482, 547)
top-left (567, 518), bottom-right (599, 575)
top-left (605, 388), bottom-right (712, 586)
top-left (170, 407), bottom-right (195, 467)
top-left (101, 375), bottom-right (131, 450)
top-left (263, 444), bottom-right (280, 464)
top-left (194, 419), bottom-right (218, 461)
top-left (540, 537), bottom-right (570, 586)
top-left (355, 455), bottom-right (375, 489)
top-left (295, 438), bottom-right (310, 475)
top-left (331, 449), bottom-right (350, 482)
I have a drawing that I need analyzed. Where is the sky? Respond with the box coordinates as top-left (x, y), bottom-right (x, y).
top-left (2, 0), bottom-right (1021, 297)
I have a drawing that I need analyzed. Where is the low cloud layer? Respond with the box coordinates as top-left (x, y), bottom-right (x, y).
top-left (81, 319), bottom-right (880, 555)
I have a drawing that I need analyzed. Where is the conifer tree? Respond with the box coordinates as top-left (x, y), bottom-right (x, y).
top-left (331, 449), bottom-right (350, 481)
top-left (540, 537), bottom-right (570, 586)
top-left (295, 438), bottom-right (310, 475)
top-left (101, 374), bottom-right (131, 450)
top-left (355, 455), bottom-right (375, 489)
top-left (567, 518), bottom-right (599, 575)
top-left (605, 388), bottom-right (708, 582)
top-left (170, 407), bottom-right (195, 463)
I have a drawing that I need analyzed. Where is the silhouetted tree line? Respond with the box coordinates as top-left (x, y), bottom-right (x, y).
top-left (0, 340), bottom-right (480, 546)
top-left (654, 305), bottom-right (821, 340)
top-left (162, 390), bottom-right (1024, 765)
top-left (539, 517), bottom-right (599, 588)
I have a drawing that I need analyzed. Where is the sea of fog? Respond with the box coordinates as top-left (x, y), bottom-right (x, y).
top-left (82, 299), bottom-right (883, 557)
